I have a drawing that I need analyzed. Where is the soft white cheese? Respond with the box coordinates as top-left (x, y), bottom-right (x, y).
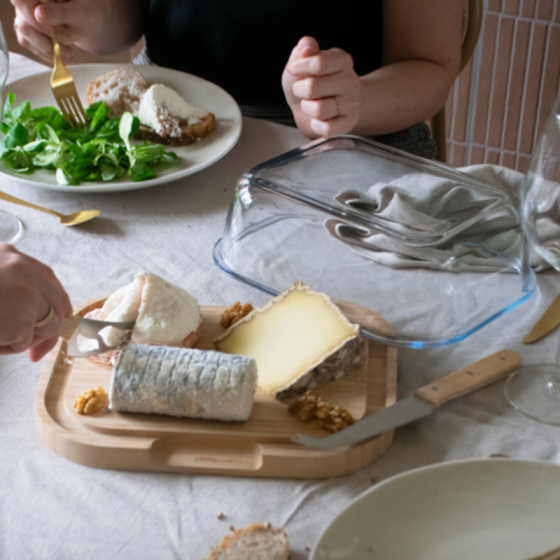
top-left (92, 272), bottom-right (201, 349)
top-left (137, 84), bottom-right (209, 138)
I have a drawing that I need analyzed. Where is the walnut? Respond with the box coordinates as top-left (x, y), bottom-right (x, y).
top-left (288, 390), bottom-right (354, 433)
top-left (73, 386), bottom-right (109, 415)
top-left (288, 390), bottom-right (320, 421)
top-left (316, 403), bottom-right (355, 433)
top-left (220, 301), bottom-right (254, 329)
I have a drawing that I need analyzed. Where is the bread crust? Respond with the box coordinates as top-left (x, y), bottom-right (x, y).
top-left (135, 112), bottom-right (216, 146)
top-left (205, 523), bottom-right (289, 560)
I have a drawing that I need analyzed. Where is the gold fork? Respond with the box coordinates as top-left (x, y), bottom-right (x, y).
top-left (40, 0), bottom-right (87, 128)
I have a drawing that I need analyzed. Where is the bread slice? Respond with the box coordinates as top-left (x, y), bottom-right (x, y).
top-left (86, 67), bottom-right (148, 117)
top-left (205, 524), bottom-right (289, 560)
top-left (86, 67), bottom-right (216, 145)
top-left (135, 112), bottom-right (216, 146)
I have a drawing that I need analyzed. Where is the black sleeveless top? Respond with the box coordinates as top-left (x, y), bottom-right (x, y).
top-left (144, 1), bottom-right (384, 106)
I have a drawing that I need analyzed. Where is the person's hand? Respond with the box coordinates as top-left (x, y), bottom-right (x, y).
top-left (11, 0), bottom-right (109, 65)
top-left (0, 243), bottom-right (72, 362)
top-left (282, 36), bottom-right (361, 138)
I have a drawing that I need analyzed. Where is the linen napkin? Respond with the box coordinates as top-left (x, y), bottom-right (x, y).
top-left (327, 164), bottom-right (549, 272)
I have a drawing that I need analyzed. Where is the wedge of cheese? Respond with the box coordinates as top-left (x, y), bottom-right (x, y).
top-left (214, 282), bottom-right (366, 400)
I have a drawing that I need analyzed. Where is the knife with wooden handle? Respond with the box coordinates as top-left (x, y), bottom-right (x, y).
top-left (292, 350), bottom-right (521, 449)
top-left (523, 544), bottom-right (560, 560)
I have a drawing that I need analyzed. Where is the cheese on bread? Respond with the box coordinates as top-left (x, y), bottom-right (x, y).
top-left (137, 84), bottom-right (209, 137)
top-left (86, 67), bottom-right (216, 145)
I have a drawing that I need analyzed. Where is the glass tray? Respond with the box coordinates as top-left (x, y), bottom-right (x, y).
top-left (214, 136), bottom-right (536, 348)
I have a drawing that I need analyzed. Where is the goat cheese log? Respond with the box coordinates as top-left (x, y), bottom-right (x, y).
top-left (110, 344), bottom-right (258, 421)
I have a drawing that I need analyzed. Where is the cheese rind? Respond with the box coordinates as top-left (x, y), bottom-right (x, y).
top-left (110, 344), bottom-right (257, 421)
top-left (274, 335), bottom-right (366, 401)
top-left (93, 272), bottom-right (201, 349)
top-left (214, 282), bottom-right (365, 400)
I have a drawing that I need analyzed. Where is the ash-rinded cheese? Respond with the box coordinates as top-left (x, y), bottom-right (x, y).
top-left (110, 344), bottom-right (258, 421)
top-left (214, 282), bottom-right (366, 400)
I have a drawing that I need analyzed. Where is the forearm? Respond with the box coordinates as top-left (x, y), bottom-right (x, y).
top-left (352, 59), bottom-right (458, 137)
top-left (282, 0), bottom-right (464, 141)
top-left (74, 0), bottom-right (145, 54)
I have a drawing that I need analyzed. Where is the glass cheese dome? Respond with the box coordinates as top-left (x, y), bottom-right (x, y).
top-left (214, 135), bottom-right (536, 348)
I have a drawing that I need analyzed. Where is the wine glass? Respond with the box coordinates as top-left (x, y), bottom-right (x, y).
top-left (0, 19), bottom-right (24, 244)
top-left (504, 88), bottom-right (560, 424)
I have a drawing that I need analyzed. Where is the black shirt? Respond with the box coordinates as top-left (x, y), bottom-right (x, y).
top-left (145, 1), bottom-right (383, 106)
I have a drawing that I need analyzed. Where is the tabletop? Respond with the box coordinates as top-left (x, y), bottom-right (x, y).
top-left (2, 52), bottom-right (560, 560)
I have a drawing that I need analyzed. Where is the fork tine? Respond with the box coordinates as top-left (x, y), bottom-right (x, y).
top-left (59, 99), bottom-right (77, 129)
top-left (72, 96), bottom-right (86, 121)
top-left (68, 95), bottom-right (87, 126)
top-left (61, 94), bottom-right (86, 128)
top-left (56, 91), bottom-right (87, 128)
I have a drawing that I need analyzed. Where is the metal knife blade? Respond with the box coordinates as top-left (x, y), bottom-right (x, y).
top-left (61, 315), bottom-right (135, 357)
top-left (292, 349), bottom-right (521, 449)
top-left (524, 293), bottom-right (560, 344)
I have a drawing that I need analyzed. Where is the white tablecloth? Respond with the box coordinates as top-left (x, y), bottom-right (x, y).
top-left (2, 52), bottom-right (560, 560)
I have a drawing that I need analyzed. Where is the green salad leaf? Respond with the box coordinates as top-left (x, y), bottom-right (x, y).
top-left (0, 93), bottom-right (178, 185)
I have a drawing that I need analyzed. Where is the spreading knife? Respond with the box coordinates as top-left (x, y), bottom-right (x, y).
top-left (523, 293), bottom-right (560, 344)
top-left (292, 349), bottom-right (521, 449)
top-left (60, 316), bottom-right (135, 357)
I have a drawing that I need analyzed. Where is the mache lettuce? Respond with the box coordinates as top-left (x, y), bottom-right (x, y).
top-left (0, 93), bottom-right (178, 185)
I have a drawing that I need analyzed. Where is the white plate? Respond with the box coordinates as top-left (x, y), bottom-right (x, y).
top-left (311, 459), bottom-right (560, 560)
top-left (1, 64), bottom-right (242, 193)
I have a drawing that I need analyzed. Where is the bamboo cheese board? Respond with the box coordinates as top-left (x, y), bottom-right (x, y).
top-left (35, 297), bottom-right (397, 479)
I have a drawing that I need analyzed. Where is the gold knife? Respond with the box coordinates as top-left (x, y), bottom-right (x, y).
top-left (524, 293), bottom-right (560, 344)
top-left (523, 544), bottom-right (560, 560)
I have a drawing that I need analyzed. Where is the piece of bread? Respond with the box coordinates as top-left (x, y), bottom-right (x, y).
top-left (86, 67), bottom-right (148, 117)
top-left (205, 524), bottom-right (289, 560)
top-left (86, 67), bottom-right (216, 145)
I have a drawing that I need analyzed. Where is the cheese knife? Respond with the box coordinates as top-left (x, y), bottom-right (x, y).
top-left (292, 350), bottom-right (521, 449)
top-left (523, 293), bottom-right (560, 344)
top-left (61, 315), bottom-right (135, 357)
top-left (523, 544), bottom-right (560, 560)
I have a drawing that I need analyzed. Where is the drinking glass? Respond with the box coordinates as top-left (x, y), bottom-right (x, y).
top-left (504, 89), bottom-right (560, 424)
top-left (0, 20), bottom-right (24, 244)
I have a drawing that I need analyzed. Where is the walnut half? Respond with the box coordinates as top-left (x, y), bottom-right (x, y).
top-left (73, 386), bottom-right (109, 415)
top-left (220, 301), bottom-right (254, 329)
top-left (288, 390), bottom-right (355, 433)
